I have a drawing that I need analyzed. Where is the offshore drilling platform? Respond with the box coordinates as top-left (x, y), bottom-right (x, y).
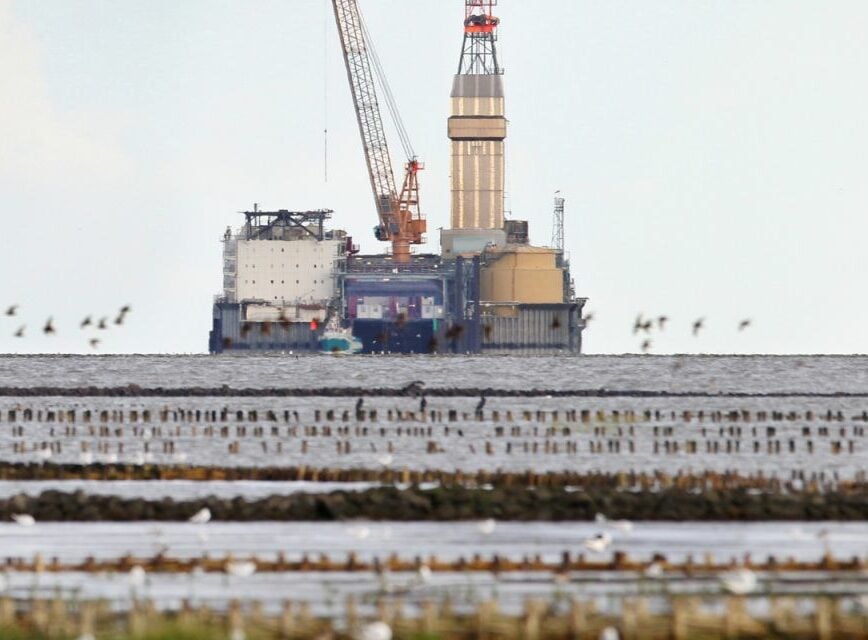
top-left (209, 0), bottom-right (587, 355)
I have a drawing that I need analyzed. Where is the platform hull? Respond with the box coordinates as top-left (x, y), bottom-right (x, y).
top-left (351, 319), bottom-right (438, 355)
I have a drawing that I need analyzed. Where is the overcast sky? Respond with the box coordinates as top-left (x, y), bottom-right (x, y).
top-left (1, 0), bottom-right (866, 355)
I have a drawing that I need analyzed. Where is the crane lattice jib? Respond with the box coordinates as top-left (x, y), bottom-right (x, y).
top-left (332, 0), bottom-right (398, 238)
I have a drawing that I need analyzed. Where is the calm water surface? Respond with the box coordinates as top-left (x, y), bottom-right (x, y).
top-left (1, 354), bottom-right (867, 393)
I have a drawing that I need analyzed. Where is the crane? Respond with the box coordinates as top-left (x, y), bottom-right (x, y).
top-left (332, 0), bottom-right (425, 264)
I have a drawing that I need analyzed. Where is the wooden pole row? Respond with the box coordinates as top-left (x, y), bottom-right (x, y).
top-left (0, 593), bottom-right (862, 640)
top-left (3, 406), bottom-right (868, 426)
top-left (3, 550), bottom-right (865, 575)
top-left (0, 462), bottom-right (863, 492)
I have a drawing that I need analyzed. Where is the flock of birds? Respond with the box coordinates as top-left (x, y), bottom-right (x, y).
top-left (3, 508), bottom-right (844, 640)
top-left (4, 304), bottom-right (131, 349)
top-left (5, 301), bottom-right (754, 356)
top-left (622, 313), bottom-right (753, 353)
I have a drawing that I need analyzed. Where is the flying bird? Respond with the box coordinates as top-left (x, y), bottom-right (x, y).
top-left (377, 453), bottom-right (394, 467)
top-left (738, 319), bottom-right (752, 331)
top-left (445, 323), bottom-right (464, 340)
top-left (692, 318), bottom-right (705, 336)
top-left (224, 560), bottom-right (256, 578)
top-left (640, 339), bottom-right (652, 354)
top-left (583, 312), bottom-right (594, 325)
top-left (43, 317), bottom-right (56, 335)
top-left (11, 514), bottom-right (35, 527)
top-left (114, 305), bottom-right (132, 325)
top-left (358, 621), bottom-right (393, 640)
top-left (188, 507), bottom-right (211, 524)
top-left (97, 317), bottom-right (108, 330)
top-left (612, 519), bottom-right (634, 533)
top-left (13, 326), bottom-right (25, 338)
top-left (277, 308), bottom-right (290, 329)
top-left (657, 316), bottom-right (669, 330)
top-left (89, 338), bottom-right (100, 349)
top-left (632, 314), bottom-right (644, 335)
top-left (583, 532), bottom-right (613, 553)
top-left (477, 518), bottom-right (496, 536)
top-left (720, 567), bottom-right (757, 595)
top-left (127, 565), bottom-right (147, 588)
top-left (5, 305), bottom-right (17, 317)
top-left (80, 316), bottom-right (92, 329)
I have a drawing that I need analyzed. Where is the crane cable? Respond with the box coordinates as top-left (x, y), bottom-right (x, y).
top-left (358, 10), bottom-right (415, 163)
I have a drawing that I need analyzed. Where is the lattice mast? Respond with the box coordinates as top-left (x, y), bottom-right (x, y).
top-left (332, 0), bottom-right (425, 263)
top-left (458, 1), bottom-right (501, 75)
top-left (552, 194), bottom-right (565, 252)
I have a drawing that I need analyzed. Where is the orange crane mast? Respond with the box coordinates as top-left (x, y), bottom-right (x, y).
top-left (332, 0), bottom-right (426, 263)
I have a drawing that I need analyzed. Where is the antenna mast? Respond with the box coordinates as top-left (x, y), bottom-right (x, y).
top-left (552, 194), bottom-right (565, 252)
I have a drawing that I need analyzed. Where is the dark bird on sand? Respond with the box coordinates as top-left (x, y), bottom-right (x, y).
top-left (5, 305), bottom-right (17, 317)
top-left (43, 318), bottom-right (56, 335)
top-left (355, 398), bottom-right (364, 412)
top-left (692, 318), bottom-right (705, 336)
top-left (738, 319), bottom-right (752, 331)
top-left (475, 395), bottom-right (486, 413)
top-left (402, 381), bottom-right (425, 396)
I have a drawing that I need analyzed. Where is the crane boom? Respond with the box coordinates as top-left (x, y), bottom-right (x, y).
top-left (332, 0), bottom-right (425, 263)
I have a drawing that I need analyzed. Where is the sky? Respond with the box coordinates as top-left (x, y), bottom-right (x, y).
top-left (0, 0), bottom-right (866, 355)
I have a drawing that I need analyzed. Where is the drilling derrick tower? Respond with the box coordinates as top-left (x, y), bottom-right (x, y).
top-left (449, 1), bottom-right (506, 232)
top-left (332, 0), bottom-right (426, 264)
top-left (458, 0), bottom-right (501, 74)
